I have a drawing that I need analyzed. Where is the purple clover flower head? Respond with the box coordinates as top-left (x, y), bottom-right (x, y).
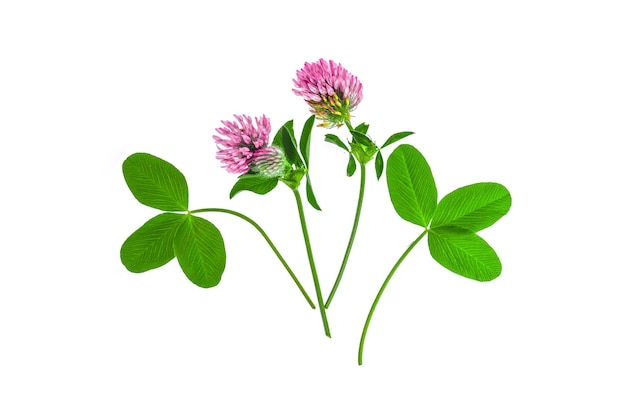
top-left (293, 58), bottom-right (363, 128)
top-left (213, 114), bottom-right (271, 174)
top-left (251, 146), bottom-right (289, 178)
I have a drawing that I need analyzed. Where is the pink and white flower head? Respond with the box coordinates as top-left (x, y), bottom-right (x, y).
top-left (213, 114), bottom-right (271, 174)
top-left (293, 58), bottom-right (363, 128)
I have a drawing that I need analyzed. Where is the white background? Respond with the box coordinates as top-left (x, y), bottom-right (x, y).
top-left (1, 1), bottom-right (625, 415)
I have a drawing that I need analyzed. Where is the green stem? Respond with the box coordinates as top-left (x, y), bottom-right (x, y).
top-left (358, 229), bottom-right (428, 365)
top-left (292, 189), bottom-right (331, 337)
top-left (190, 208), bottom-right (315, 310)
top-left (345, 120), bottom-right (354, 132)
top-left (325, 162), bottom-right (366, 308)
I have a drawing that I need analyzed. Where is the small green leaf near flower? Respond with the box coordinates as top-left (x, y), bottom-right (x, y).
top-left (230, 174), bottom-right (279, 199)
top-left (347, 154), bottom-right (357, 177)
top-left (381, 131), bottom-right (415, 149)
top-left (299, 115), bottom-right (322, 210)
top-left (306, 176), bottom-right (322, 211)
top-left (300, 115), bottom-right (315, 168)
top-left (281, 125), bottom-right (304, 167)
top-left (375, 151), bottom-right (384, 180)
top-left (324, 133), bottom-right (349, 152)
top-left (354, 122), bottom-right (370, 134)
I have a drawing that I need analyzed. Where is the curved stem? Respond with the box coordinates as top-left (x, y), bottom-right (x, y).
top-left (345, 120), bottom-right (354, 132)
top-left (358, 229), bottom-right (428, 365)
top-left (325, 162), bottom-right (366, 308)
top-left (292, 189), bottom-right (331, 337)
top-left (190, 208), bottom-right (315, 309)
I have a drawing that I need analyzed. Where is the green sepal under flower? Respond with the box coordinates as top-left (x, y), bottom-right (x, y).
top-left (281, 165), bottom-right (307, 190)
top-left (349, 130), bottom-right (379, 164)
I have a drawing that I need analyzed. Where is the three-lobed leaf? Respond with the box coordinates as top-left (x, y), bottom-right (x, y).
top-left (121, 213), bottom-right (186, 273)
top-left (174, 215), bottom-right (226, 288)
top-left (122, 153), bottom-right (188, 211)
top-left (431, 182), bottom-right (512, 231)
top-left (386, 145), bottom-right (437, 227)
top-left (428, 226), bottom-right (502, 281)
top-left (230, 174), bottom-right (279, 199)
